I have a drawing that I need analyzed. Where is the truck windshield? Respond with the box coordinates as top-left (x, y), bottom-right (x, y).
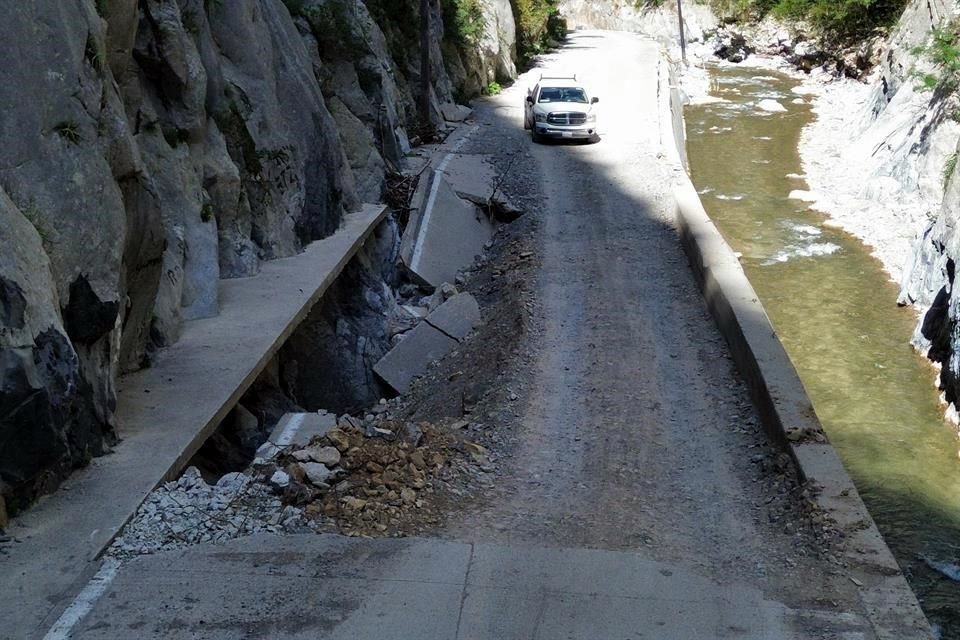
top-left (539, 87), bottom-right (588, 104)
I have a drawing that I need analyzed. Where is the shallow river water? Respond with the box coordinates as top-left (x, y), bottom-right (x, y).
top-left (684, 65), bottom-right (960, 636)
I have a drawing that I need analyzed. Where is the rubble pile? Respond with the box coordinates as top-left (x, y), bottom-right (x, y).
top-left (260, 412), bottom-right (493, 537)
top-left (108, 467), bottom-right (316, 558)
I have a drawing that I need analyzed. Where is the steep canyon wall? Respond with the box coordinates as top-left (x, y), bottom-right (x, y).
top-left (0, 0), bottom-right (517, 517)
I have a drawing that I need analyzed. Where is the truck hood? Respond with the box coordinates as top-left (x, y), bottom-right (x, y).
top-left (534, 102), bottom-right (592, 113)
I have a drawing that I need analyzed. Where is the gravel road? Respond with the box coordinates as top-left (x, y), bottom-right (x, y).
top-left (442, 30), bottom-right (865, 614)
top-left (54, 32), bottom-right (879, 640)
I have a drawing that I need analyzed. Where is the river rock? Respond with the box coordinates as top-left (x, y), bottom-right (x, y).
top-left (711, 30), bottom-right (753, 63)
top-left (789, 40), bottom-right (826, 71)
top-left (757, 99), bottom-right (788, 113)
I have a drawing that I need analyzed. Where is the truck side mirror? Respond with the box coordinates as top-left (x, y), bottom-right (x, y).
top-left (591, 97), bottom-right (600, 104)
top-left (526, 96), bottom-right (534, 104)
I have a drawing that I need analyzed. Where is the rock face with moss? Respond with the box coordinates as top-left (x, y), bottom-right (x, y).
top-left (894, 1), bottom-right (960, 413)
top-left (0, 0), bottom-right (512, 519)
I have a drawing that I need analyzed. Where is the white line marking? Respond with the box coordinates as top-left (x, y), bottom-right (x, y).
top-left (410, 126), bottom-right (478, 272)
top-left (254, 412), bottom-right (307, 462)
top-left (43, 558), bottom-right (121, 640)
top-left (275, 412), bottom-right (306, 446)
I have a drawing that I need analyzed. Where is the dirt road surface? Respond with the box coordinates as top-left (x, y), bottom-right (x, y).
top-left (54, 31), bottom-right (879, 640)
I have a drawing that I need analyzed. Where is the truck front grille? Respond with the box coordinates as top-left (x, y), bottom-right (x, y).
top-left (547, 112), bottom-right (587, 125)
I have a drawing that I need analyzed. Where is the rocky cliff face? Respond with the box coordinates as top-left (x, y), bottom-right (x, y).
top-left (558, 0), bottom-right (718, 52)
top-left (0, 0), bottom-right (517, 517)
top-left (893, 2), bottom-right (960, 417)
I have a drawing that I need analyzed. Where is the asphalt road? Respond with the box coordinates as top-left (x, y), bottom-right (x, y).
top-left (57, 31), bottom-right (877, 640)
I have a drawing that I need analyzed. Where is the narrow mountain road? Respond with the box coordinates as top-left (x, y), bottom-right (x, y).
top-left (440, 28), bottom-right (867, 623)
top-left (59, 32), bottom-right (875, 640)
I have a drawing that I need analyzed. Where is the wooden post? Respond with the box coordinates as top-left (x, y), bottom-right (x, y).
top-left (677, 0), bottom-right (687, 65)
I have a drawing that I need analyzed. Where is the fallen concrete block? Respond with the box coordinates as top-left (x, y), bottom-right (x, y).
top-left (374, 322), bottom-right (459, 394)
top-left (254, 412), bottom-right (337, 462)
top-left (442, 154), bottom-right (496, 203)
top-left (400, 304), bottom-right (429, 319)
top-left (400, 171), bottom-right (494, 287)
top-left (374, 294), bottom-right (481, 394)
top-left (441, 103), bottom-right (473, 122)
top-left (425, 293), bottom-right (480, 340)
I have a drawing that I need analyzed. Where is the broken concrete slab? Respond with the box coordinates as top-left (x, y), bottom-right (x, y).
top-left (425, 293), bottom-right (480, 340)
top-left (254, 412), bottom-right (338, 462)
top-left (437, 151), bottom-right (520, 222)
top-left (400, 171), bottom-right (494, 288)
top-left (400, 304), bottom-right (428, 319)
top-left (374, 322), bottom-right (458, 394)
top-left (441, 103), bottom-right (473, 122)
top-left (374, 294), bottom-right (480, 394)
top-left (442, 153), bottom-right (497, 203)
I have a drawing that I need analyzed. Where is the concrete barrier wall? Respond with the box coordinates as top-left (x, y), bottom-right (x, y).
top-left (657, 55), bottom-right (934, 639)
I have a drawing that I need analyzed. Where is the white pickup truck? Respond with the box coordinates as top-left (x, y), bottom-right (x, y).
top-left (524, 75), bottom-right (600, 143)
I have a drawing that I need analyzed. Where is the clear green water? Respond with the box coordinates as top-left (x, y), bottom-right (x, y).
top-left (685, 66), bottom-right (960, 637)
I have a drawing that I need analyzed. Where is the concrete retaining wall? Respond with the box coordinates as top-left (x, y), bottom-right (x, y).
top-left (657, 56), bottom-right (934, 639)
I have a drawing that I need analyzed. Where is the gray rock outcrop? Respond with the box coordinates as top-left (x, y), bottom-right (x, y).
top-left (559, 0), bottom-right (718, 51)
top-left (883, 1), bottom-right (960, 412)
top-left (0, 0), bottom-right (516, 517)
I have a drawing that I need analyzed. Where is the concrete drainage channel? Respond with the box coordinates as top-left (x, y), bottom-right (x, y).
top-left (659, 57), bottom-right (934, 638)
top-left (107, 121), bottom-right (522, 558)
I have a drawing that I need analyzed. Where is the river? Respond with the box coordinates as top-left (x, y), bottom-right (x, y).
top-left (684, 65), bottom-right (960, 637)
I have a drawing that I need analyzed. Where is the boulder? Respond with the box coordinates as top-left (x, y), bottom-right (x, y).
top-left (441, 103), bottom-right (473, 123)
top-left (300, 462), bottom-right (336, 486)
top-left (303, 445), bottom-right (342, 468)
top-left (711, 30), bottom-right (753, 63)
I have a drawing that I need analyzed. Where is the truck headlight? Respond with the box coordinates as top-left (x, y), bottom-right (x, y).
top-left (586, 113), bottom-right (596, 123)
top-left (534, 113), bottom-right (546, 123)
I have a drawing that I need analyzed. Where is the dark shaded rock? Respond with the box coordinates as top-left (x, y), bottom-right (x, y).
top-left (281, 218), bottom-right (400, 413)
top-left (712, 30), bottom-right (754, 63)
top-left (921, 286), bottom-right (952, 364)
top-left (0, 348), bottom-right (68, 493)
top-left (0, 329), bottom-right (113, 515)
top-left (63, 276), bottom-right (120, 345)
top-left (0, 278), bottom-right (26, 330)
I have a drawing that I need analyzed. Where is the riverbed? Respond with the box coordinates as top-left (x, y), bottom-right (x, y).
top-left (685, 65), bottom-right (960, 637)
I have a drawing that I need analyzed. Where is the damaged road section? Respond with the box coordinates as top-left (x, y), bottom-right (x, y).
top-left (400, 129), bottom-right (520, 288)
top-left (374, 293), bottom-right (481, 394)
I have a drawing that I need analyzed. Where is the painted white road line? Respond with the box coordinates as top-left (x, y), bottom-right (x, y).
top-left (254, 412), bottom-right (307, 462)
top-left (410, 126), bottom-right (478, 272)
top-left (42, 558), bottom-right (121, 640)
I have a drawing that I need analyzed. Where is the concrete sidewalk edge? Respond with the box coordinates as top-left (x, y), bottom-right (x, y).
top-left (657, 53), bottom-right (934, 640)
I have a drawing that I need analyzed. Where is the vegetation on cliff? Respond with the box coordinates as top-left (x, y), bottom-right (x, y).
top-left (638, 0), bottom-right (910, 41)
top-left (514, 0), bottom-right (568, 59)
